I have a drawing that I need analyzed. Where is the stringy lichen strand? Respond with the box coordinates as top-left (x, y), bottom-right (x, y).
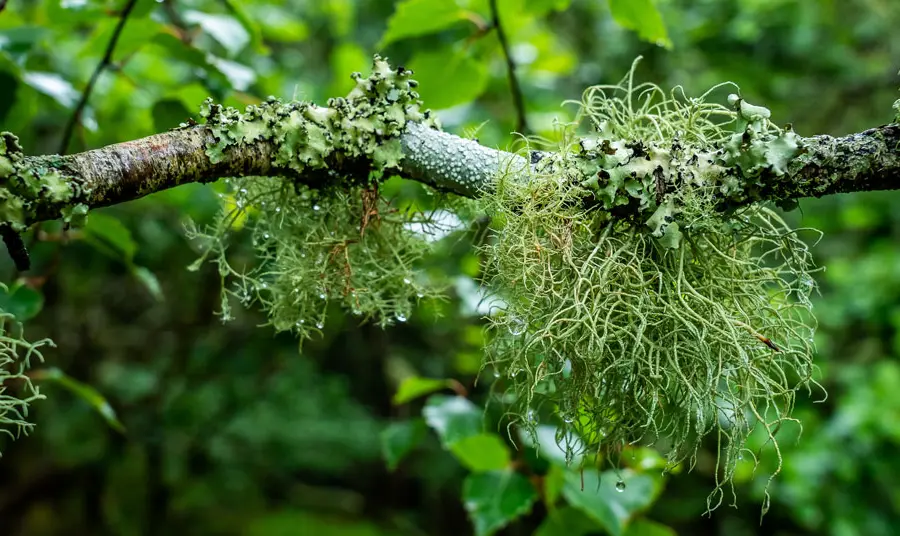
top-left (479, 60), bottom-right (820, 514)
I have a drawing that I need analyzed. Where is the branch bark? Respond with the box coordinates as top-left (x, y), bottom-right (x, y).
top-left (9, 119), bottom-right (900, 225)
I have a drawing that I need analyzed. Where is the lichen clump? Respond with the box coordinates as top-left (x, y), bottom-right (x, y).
top-left (190, 57), bottom-right (445, 338)
top-left (481, 62), bottom-right (819, 510)
top-left (0, 289), bottom-right (51, 448)
top-left (0, 133), bottom-right (81, 232)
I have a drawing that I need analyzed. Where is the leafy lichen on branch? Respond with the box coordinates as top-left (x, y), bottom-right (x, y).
top-left (199, 55), bottom-right (439, 185)
top-left (0, 133), bottom-right (87, 232)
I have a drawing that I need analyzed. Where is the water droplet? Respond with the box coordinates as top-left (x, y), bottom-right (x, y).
top-left (319, 293), bottom-right (326, 299)
top-left (508, 316), bottom-right (526, 336)
top-left (526, 409), bottom-right (536, 423)
top-left (563, 414), bottom-right (574, 423)
top-left (396, 313), bottom-right (407, 322)
top-left (615, 480), bottom-right (626, 492)
top-left (313, 204), bottom-right (321, 211)
top-left (737, 453), bottom-right (744, 461)
top-left (492, 368), bottom-right (500, 378)
top-left (275, 207), bottom-right (281, 212)
top-left (561, 359), bottom-right (572, 378)
top-left (402, 278), bottom-right (411, 285)
top-left (416, 292), bottom-right (424, 298)
top-left (263, 233), bottom-right (270, 239)
top-left (315, 321), bottom-right (324, 329)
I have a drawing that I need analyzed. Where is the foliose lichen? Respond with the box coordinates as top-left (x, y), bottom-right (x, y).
top-left (0, 133), bottom-right (84, 232)
top-left (199, 55), bottom-right (439, 182)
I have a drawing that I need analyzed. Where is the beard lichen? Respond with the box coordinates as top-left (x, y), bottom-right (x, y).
top-left (0, 291), bottom-right (51, 451)
top-left (188, 57), bottom-right (447, 340)
top-left (480, 60), bottom-right (820, 513)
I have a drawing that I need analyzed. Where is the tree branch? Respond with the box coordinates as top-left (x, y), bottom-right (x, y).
top-left (8, 119), bottom-right (899, 227)
top-left (489, 0), bottom-right (529, 134)
top-left (59, 0), bottom-right (139, 154)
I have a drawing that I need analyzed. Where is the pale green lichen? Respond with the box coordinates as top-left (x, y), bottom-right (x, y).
top-left (0, 133), bottom-right (84, 232)
top-left (189, 57), bottom-right (449, 340)
top-left (480, 60), bottom-right (820, 514)
top-left (0, 287), bottom-right (53, 452)
top-left (199, 55), bottom-right (438, 181)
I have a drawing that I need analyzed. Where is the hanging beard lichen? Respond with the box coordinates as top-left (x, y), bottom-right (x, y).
top-left (479, 60), bottom-right (821, 512)
top-left (0, 290), bottom-right (51, 449)
top-left (186, 57), bottom-right (446, 341)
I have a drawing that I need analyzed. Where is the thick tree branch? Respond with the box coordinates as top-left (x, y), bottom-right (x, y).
top-left (5, 119), bottom-right (900, 226)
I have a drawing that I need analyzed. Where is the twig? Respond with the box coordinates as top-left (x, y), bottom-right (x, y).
top-left (58, 0), bottom-right (139, 154)
top-left (488, 0), bottom-right (529, 134)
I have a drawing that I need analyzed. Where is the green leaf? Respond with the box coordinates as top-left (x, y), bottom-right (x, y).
top-left (623, 519), bottom-right (677, 536)
top-left (0, 283), bottom-right (43, 321)
top-left (380, 419), bottom-right (427, 471)
top-left (131, 266), bottom-right (164, 302)
top-left (83, 212), bottom-right (137, 262)
top-left (561, 469), bottom-right (658, 536)
top-left (463, 470), bottom-right (537, 536)
top-left (380, 0), bottom-right (468, 48)
top-left (32, 367), bottom-right (125, 433)
top-left (22, 71), bottom-right (78, 108)
top-left (450, 433), bottom-right (511, 472)
top-left (535, 506), bottom-right (600, 536)
top-left (393, 376), bottom-right (452, 404)
top-left (409, 47), bottom-right (488, 109)
top-left (422, 394), bottom-right (482, 447)
top-left (608, 0), bottom-right (671, 49)
top-left (183, 11), bottom-right (250, 57)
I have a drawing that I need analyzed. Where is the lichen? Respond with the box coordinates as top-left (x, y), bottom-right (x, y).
top-left (0, 285), bottom-right (53, 452)
top-left (189, 57), bottom-right (450, 340)
top-left (0, 133), bottom-right (83, 232)
top-left (199, 55), bottom-right (438, 182)
top-left (479, 60), bottom-right (820, 514)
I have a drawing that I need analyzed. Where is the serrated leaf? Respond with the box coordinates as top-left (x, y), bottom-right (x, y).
top-left (463, 470), bottom-right (537, 536)
top-left (0, 283), bottom-right (43, 321)
top-left (423, 394), bottom-right (482, 447)
top-left (381, 419), bottom-right (427, 471)
top-left (409, 47), bottom-right (488, 109)
top-left (379, 0), bottom-right (467, 48)
top-left (623, 519), bottom-right (677, 536)
top-left (32, 367), bottom-right (125, 433)
top-left (83, 212), bottom-right (137, 262)
top-left (394, 376), bottom-right (451, 404)
top-left (450, 433), bottom-right (511, 472)
top-left (183, 11), bottom-right (250, 57)
top-left (561, 469), bottom-right (658, 536)
top-left (608, 0), bottom-right (671, 49)
top-left (535, 506), bottom-right (600, 536)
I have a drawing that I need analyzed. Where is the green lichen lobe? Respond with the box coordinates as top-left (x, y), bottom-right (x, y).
top-left (200, 55), bottom-right (439, 182)
top-left (0, 133), bottom-right (82, 231)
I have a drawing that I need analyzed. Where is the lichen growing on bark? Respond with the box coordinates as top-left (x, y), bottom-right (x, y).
top-left (0, 133), bottom-right (84, 232)
top-left (479, 60), bottom-right (820, 513)
top-left (189, 56), bottom-right (448, 339)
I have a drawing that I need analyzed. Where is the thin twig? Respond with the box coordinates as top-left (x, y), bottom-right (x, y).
top-left (488, 0), bottom-right (529, 134)
top-left (58, 0), bottom-right (139, 154)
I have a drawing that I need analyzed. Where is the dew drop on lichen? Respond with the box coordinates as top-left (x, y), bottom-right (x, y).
top-left (615, 480), bottom-right (626, 492)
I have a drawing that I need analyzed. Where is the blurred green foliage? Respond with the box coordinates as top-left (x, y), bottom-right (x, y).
top-left (0, 0), bottom-right (899, 535)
